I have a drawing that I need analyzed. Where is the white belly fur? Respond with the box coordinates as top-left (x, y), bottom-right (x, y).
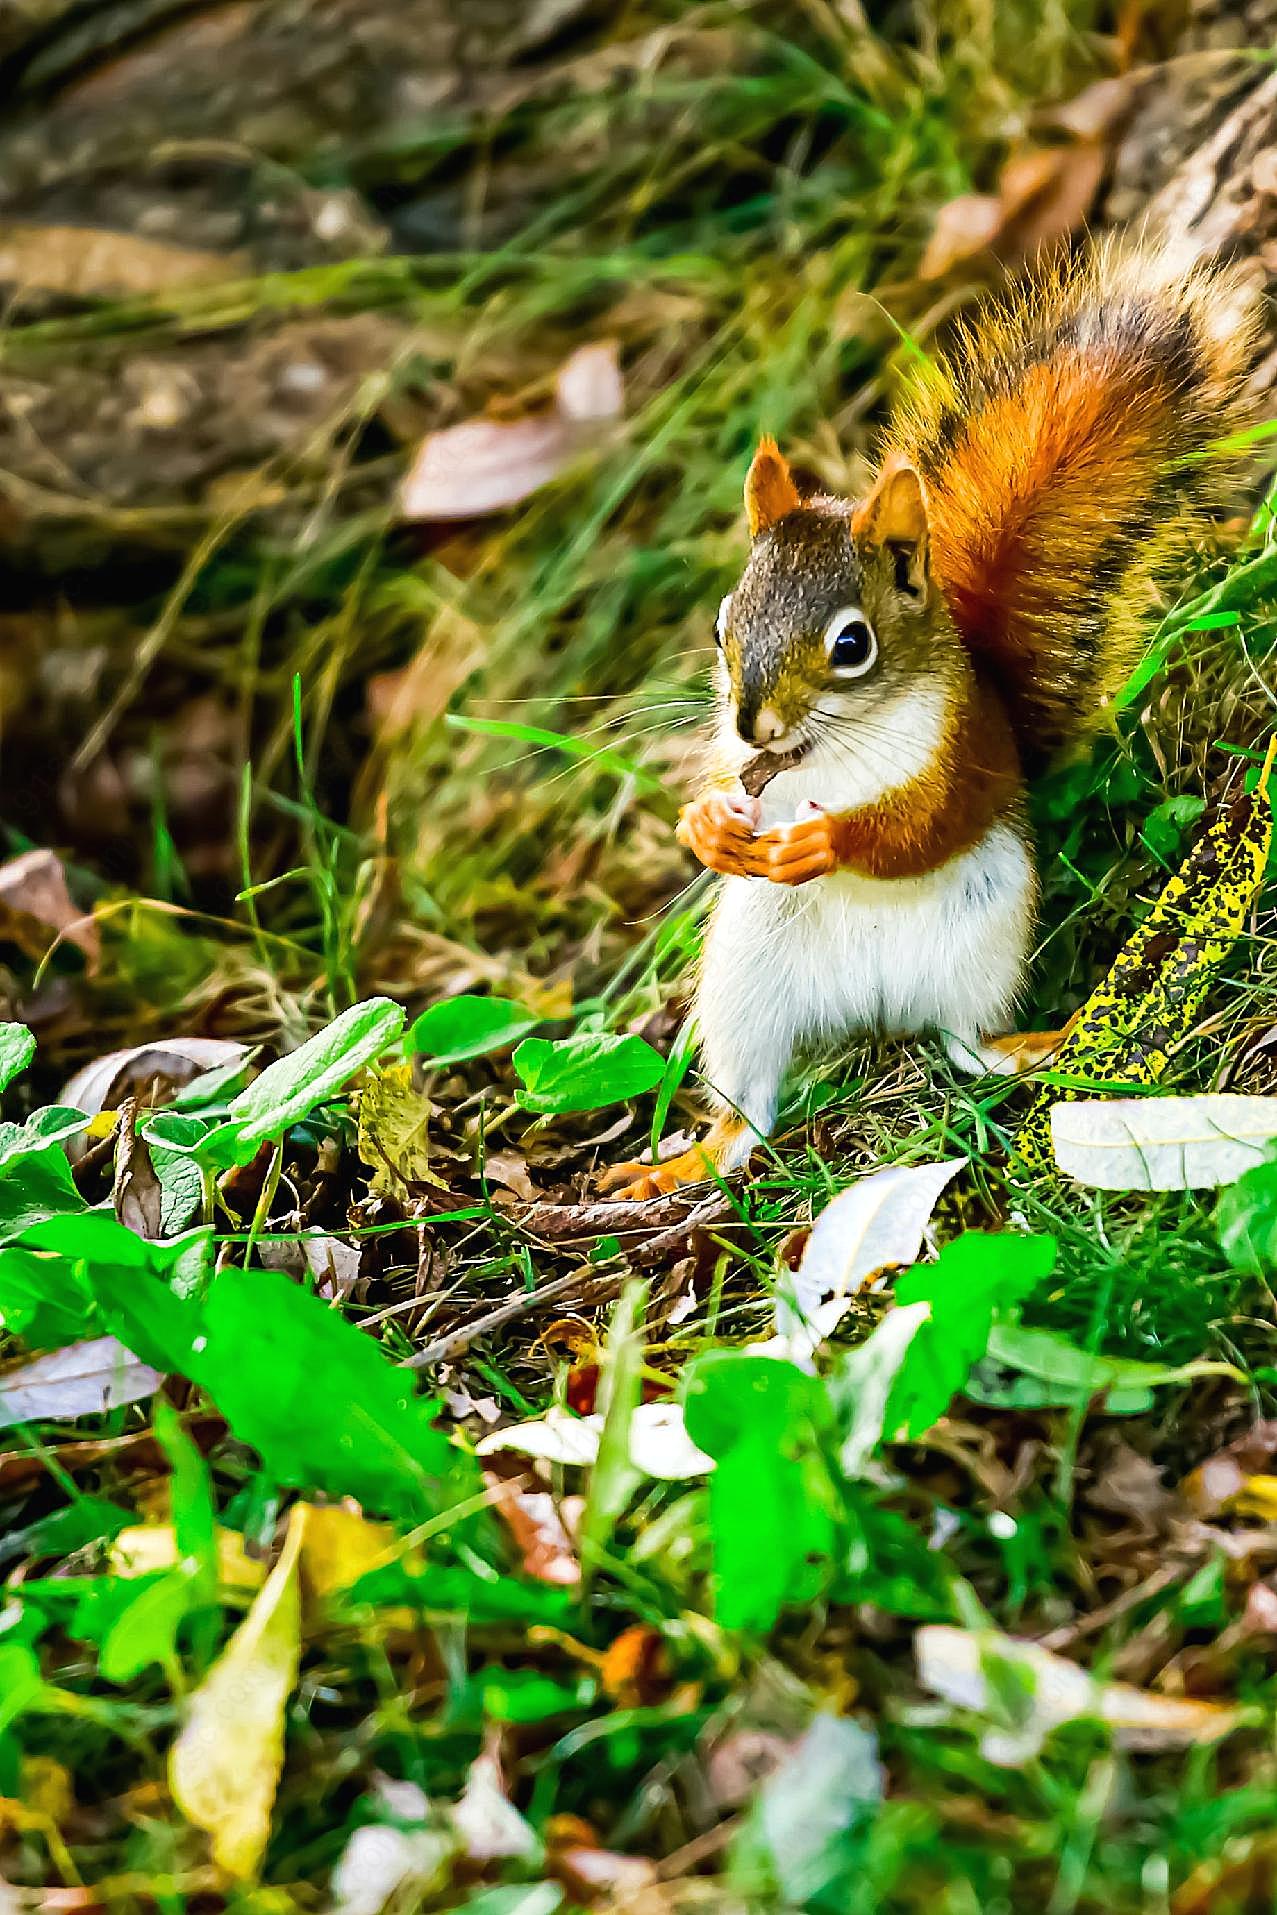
top-left (695, 819), bottom-right (1035, 1145)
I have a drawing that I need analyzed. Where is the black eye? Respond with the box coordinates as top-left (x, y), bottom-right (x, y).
top-left (825, 608), bottom-right (877, 676)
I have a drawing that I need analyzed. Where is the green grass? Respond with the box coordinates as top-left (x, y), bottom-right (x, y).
top-left (2, 1), bottom-right (1277, 1908)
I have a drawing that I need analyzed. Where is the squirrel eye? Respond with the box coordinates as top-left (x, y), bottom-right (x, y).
top-left (825, 608), bottom-right (877, 676)
top-left (715, 595), bottom-right (732, 648)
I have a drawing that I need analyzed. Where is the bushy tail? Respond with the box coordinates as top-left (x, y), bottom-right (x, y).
top-left (889, 235), bottom-right (1264, 763)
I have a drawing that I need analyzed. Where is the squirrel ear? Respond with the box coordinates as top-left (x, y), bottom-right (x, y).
top-left (745, 436), bottom-right (801, 537)
top-left (853, 457), bottom-right (930, 597)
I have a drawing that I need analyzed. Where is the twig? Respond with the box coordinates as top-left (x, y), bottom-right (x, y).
top-left (403, 1269), bottom-right (622, 1370)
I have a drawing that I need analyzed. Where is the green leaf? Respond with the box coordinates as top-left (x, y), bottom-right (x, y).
top-left (407, 995), bottom-right (541, 1066)
top-left (140, 1111), bottom-right (249, 1172)
top-left (193, 1266), bottom-right (479, 1525)
top-left (0, 1107), bottom-right (89, 1170)
top-left (0, 1025), bottom-right (35, 1096)
top-left (348, 1561), bottom-right (575, 1628)
top-left (1217, 1154), bottom-right (1277, 1275)
top-left (54, 1227), bottom-right (211, 1373)
top-left (155, 1400), bottom-right (219, 1622)
top-left (886, 1233), bottom-right (1057, 1440)
top-left (0, 1246), bottom-right (98, 1347)
top-left (683, 1352), bottom-right (838, 1632)
top-left (0, 1146), bottom-right (89, 1240)
top-left (12, 1496), bottom-right (130, 1565)
top-left (650, 1018), bottom-right (697, 1161)
top-left (0, 1645), bottom-right (44, 1735)
top-left (513, 1032), bottom-right (665, 1114)
top-left (1141, 794), bottom-right (1206, 866)
top-left (978, 1323), bottom-right (1238, 1411)
top-left (99, 1569), bottom-right (193, 1684)
top-left (228, 998), bottom-right (405, 1147)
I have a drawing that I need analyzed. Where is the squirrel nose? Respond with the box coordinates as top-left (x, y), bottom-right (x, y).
top-left (743, 704), bottom-right (788, 747)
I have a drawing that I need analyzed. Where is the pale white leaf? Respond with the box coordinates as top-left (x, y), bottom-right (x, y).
top-left (0, 1337), bottom-right (161, 1427)
top-left (774, 1157), bottom-right (964, 1363)
top-left (553, 340), bottom-right (623, 422)
top-left (450, 1740), bottom-right (540, 1862)
top-left (399, 339), bottom-right (622, 521)
top-left (755, 1714), bottom-right (883, 1905)
top-left (476, 1407), bottom-right (603, 1467)
top-left (1051, 1095), bottom-right (1277, 1190)
top-left (627, 1400), bottom-right (715, 1479)
top-left (475, 1400), bottom-right (714, 1479)
top-left (62, 1038), bottom-right (247, 1119)
top-left (330, 1825), bottom-right (453, 1915)
top-left (916, 1625), bottom-right (1242, 1765)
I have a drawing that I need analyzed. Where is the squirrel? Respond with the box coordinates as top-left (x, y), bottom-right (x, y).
top-left (610, 236), bottom-right (1263, 1199)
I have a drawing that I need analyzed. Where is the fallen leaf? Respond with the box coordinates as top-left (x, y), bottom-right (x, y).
top-left (296, 1502), bottom-right (397, 1600)
top-left (475, 1400), bottom-right (714, 1480)
top-left (62, 1039), bottom-right (248, 1119)
top-left (0, 849), bottom-right (99, 971)
top-left (113, 1107), bottom-right (164, 1239)
top-left (485, 1471), bottom-right (581, 1587)
top-left (0, 224), bottom-right (248, 299)
top-left (996, 143), bottom-right (1107, 255)
top-left (109, 1523), bottom-right (265, 1591)
top-left (1181, 1420), bottom-right (1277, 1517)
top-left (357, 1061), bottom-right (432, 1195)
top-left (299, 1233), bottom-right (363, 1302)
top-left (330, 1820), bottom-right (453, 1915)
top-left (1051, 1094), bottom-right (1277, 1190)
top-left (0, 1337), bottom-right (161, 1427)
top-left (450, 1734), bottom-right (540, 1862)
top-left (770, 1157), bottom-right (964, 1365)
top-left (600, 1624), bottom-right (666, 1705)
top-left (398, 340), bottom-right (622, 521)
top-left (551, 1845), bottom-right (659, 1900)
top-left (747, 1714), bottom-right (883, 1908)
top-left (918, 194), bottom-right (1004, 279)
top-left (169, 1502), bottom-right (307, 1879)
top-left (916, 1625), bottom-right (1243, 1764)
top-left (1039, 75), bottom-right (1136, 142)
top-left (1020, 761), bottom-right (1275, 1163)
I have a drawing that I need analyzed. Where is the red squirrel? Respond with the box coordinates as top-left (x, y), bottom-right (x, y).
top-left (612, 237), bottom-right (1262, 1198)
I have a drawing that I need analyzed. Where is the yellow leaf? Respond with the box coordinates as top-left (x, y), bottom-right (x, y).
top-left (1229, 1474), bottom-right (1277, 1521)
top-left (357, 1061), bottom-right (431, 1195)
top-left (297, 1503), bottom-right (397, 1600)
top-left (110, 1524), bottom-right (265, 1591)
top-left (1018, 743), bottom-right (1275, 1165)
top-left (169, 1504), bottom-right (306, 1879)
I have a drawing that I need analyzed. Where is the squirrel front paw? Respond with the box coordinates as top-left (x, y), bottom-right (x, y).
top-left (676, 789), bottom-right (763, 878)
top-left (748, 803), bottom-right (838, 886)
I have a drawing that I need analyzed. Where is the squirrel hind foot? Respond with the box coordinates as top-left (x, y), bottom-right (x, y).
top-left (602, 1117), bottom-right (756, 1200)
top-left (974, 1026), bottom-right (1074, 1075)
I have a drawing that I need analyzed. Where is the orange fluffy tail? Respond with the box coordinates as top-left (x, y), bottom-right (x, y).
top-left (888, 236), bottom-right (1263, 764)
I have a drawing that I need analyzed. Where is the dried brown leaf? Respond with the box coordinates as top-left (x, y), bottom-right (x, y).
top-left (0, 224), bottom-right (248, 299)
top-left (484, 1468), bottom-right (581, 1586)
top-left (0, 849), bottom-right (99, 971)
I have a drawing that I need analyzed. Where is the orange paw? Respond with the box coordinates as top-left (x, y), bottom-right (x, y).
top-left (747, 806), bottom-right (838, 886)
top-left (979, 1028), bottom-right (1068, 1074)
top-left (676, 790), bottom-right (762, 878)
top-left (600, 1144), bottom-right (716, 1201)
